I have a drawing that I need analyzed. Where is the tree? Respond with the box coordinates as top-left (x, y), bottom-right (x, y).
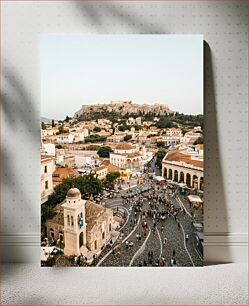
top-left (193, 136), bottom-right (204, 145)
top-left (118, 125), bottom-right (130, 132)
top-left (156, 141), bottom-right (165, 148)
top-left (105, 172), bottom-right (120, 188)
top-left (52, 120), bottom-right (55, 127)
top-left (56, 125), bottom-right (66, 135)
top-left (124, 135), bottom-right (132, 142)
top-left (64, 115), bottom-right (71, 122)
top-left (41, 122), bottom-right (46, 130)
top-left (84, 135), bottom-right (107, 143)
top-left (42, 174), bottom-right (103, 223)
top-left (97, 146), bottom-right (113, 158)
top-left (156, 117), bottom-right (173, 129)
top-left (93, 126), bottom-right (101, 132)
top-left (155, 148), bottom-right (166, 169)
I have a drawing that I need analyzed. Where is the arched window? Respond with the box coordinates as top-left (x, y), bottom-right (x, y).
top-left (67, 215), bottom-right (70, 226)
top-left (180, 172), bottom-right (184, 183)
top-left (193, 175), bottom-right (198, 189)
top-left (168, 169), bottom-right (173, 180)
top-left (186, 173), bottom-right (191, 187)
top-left (50, 228), bottom-right (54, 239)
top-left (71, 216), bottom-right (74, 226)
top-left (79, 232), bottom-right (84, 248)
top-left (174, 170), bottom-right (178, 182)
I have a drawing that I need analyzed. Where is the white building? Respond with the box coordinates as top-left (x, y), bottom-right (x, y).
top-left (41, 155), bottom-right (56, 204)
top-left (56, 133), bottom-right (75, 144)
top-left (110, 142), bottom-right (142, 169)
top-left (162, 145), bottom-right (204, 191)
top-left (166, 128), bottom-right (183, 137)
top-left (94, 165), bottom-right (108, 180)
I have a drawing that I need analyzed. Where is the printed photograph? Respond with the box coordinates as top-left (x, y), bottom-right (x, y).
top-left (40, 35), bottom-right (204, 267)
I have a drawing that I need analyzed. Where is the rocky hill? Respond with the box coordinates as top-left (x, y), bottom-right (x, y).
top-left (74, 101), bottom-right (175, 120)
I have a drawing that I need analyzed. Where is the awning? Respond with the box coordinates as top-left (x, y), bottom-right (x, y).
top-left (187, 195), bottom-right (203, 203)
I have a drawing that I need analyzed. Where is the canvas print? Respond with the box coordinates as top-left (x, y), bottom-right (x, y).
top-left (40, 35), bottom-right (204, 267)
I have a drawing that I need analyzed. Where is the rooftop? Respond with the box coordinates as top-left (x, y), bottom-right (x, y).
top-left (115, 142), bottom-right (133, 150)
top-left (164, 150), bottom-right (203, 169)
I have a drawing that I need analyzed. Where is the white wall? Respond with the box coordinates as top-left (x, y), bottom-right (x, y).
top-left (1, 1), bottom-right (248, 265)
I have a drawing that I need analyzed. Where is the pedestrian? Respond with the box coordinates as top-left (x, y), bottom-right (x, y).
top-left (161, 226), bottom-right (164, 233)
top-left (74, 255), bottom-right (78, 266)
top-left (185, 234), bottom-right (189, 242)
top-left (164, 237), bottom-right (167, 244)
top-left (126, 240), bottom-right (129, 248)
top-left (177, 221), bottom-right (180, 228)
top-left (172, 249), bottom-right (176, 257)
top-left (143, 260), bottom-right (147, 266)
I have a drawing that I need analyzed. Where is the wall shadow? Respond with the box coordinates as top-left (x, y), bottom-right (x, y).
top-left (1, 65), bottom-right (40, 268)
top-left (74, 1), bottom-right (167, 34)
top-left (203, 42), bottom-right (230, 265)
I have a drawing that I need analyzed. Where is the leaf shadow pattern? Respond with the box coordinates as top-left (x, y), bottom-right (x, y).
top-left (74, 1), bottom-right (168, 34)
top-left (1, 66), bottom-right (40, 234)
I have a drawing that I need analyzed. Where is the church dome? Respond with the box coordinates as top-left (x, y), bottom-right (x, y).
top-left (66, 187), bottom-right (81, 198)
top-left (115, 142), bottom-right (133, 150)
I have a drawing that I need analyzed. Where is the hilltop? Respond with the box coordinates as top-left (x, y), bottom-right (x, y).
top-left (74, 101), bottom-right (175, 121)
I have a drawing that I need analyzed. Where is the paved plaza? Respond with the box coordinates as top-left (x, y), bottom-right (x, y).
top-left (54, 159), bottom-right (203, 268)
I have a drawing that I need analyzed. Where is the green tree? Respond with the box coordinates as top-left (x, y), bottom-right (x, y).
top-left (118, 125), bottom-right (130, 132)
top-left (193, 136), bottom-right (204, 145)
top-left (85, 135), bottom-right (107, 143)
top-left (156, 117), bottom-right (173, 129)
top-left (155, 148), bottom-right (166, 169)
top-left (42, 174), bottom-right (103, 223)
top-left (124, 135), bottom-right (132, 142)
top-left (156, 141), bottom-right (165, 147)
top-left (87, 145), bottom-right (101, 151)
top-left (97, 146), bottom-right (113, 158)
top-left (41, 122), bottom-right (46, 130)
top-left (105, 172), bottom-right (120, 188)
top-left (64, 115), bottom-right (71, 122)
top-left (93, 126), bottom-right (101, 132)
top-left (52, 120), bottom-right (55, 127)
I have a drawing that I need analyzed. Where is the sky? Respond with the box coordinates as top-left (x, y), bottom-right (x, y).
top-left (41, 35), bottom-right (203, 120)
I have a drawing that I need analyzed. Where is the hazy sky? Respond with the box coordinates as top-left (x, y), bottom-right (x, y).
top-left (41, 35), bottom-right (203, 119)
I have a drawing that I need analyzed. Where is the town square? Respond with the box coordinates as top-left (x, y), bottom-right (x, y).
top-left (40, 101), bottom-right (204, 267)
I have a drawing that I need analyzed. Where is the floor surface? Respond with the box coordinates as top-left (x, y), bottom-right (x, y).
top-left (2, 263), bottom-right (248, 305)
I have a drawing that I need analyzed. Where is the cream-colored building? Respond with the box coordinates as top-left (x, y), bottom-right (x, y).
top-left (45, 188), bottom-right (118, 262)
top-left (41, 155), bottom-right (56, 204)
top-left (162, 145), bottom-right (204, 191)
top-left (110, 142), bottom-right (142, 170)
top-left (94, 165), bottom-right (108, 180)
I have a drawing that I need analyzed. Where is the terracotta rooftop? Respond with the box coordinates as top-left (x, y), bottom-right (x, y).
top-left (115, 142), bottom-right (133, 150)
top-left (107, 164), bottom-right (120, 173)
top-left (164, 150), bottom-right (203, 169)
top-left (85, 200), bottom-right (105, 223)
top-left (95, 165), bottom-right (107, 172)
top-left (52, 167), bottom-right (79, 185)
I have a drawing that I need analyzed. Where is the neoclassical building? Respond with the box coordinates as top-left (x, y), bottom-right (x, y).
top-left (162, 145), bottom-right (204, 191)
top-left (109, 142), bottom-right (143, 169)
top-left (45, 188), bottom-right (118, 262)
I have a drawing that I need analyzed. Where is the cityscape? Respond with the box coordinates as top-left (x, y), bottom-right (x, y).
top-left (41, 100), bottom-right (204, 267)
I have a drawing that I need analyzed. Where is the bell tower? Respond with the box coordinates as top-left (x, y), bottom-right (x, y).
top-left (62, 188), bottom-right (87, 256)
